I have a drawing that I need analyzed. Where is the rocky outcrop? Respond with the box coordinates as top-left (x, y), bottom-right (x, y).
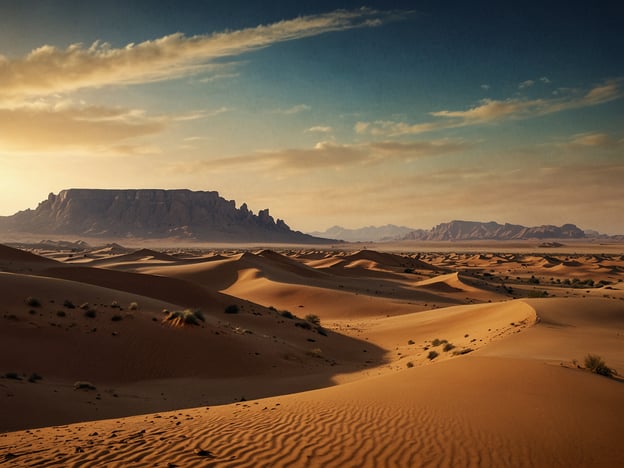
top-left (0, 189), bottom-right (334, 243)
top-left (402, 220), bottom-right (586, 241)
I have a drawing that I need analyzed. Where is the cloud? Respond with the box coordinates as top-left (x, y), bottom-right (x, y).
top-left (519, 79), bottom-right (535, 89)
top-left (356, 79), bottom-right (623, 137)
top-left (0, 8), bottom-right (405, 102)
top-left (273, 104), bottom-right (311, 115)
top-left (174, 138), bottom-right (470, 173)
top-left (0, 104), bottom-right (166, 153)
top-left (480, 84), bottom-right (490, 90)
top-left (540, 76), bottom-right (551, 84)
top-left (306, 125), bottom-right (333, 133)
top-left (564, 132), bottom-right (623, 149)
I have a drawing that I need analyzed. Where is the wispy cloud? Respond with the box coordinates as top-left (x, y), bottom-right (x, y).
top-left (273, 104), bottom-right (311, 115)
top-left (173, 138), bottom-right (471, 173)
top-left (356, 79), bottom-right (623, 137)
top-left (519, 79), bottom-right (535, 89)
top-left (0, 104), bottom-right (165, 153)
top-left (0, 8), bottom-right (405, 102)
top-left (306, 125), bottom-right (333, 133)
top-left (480, 84), bottom-right (490, 90)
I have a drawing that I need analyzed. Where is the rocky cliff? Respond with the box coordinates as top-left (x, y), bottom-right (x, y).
top-left (0, 189), bottom-right (333, 243)
top-left (402, 220), bottom-right (586, 241)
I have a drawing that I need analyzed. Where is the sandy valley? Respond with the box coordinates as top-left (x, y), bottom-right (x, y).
top-left (1, 241), bottom-right (623, 466)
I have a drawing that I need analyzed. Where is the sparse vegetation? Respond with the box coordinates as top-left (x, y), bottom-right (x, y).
top-left (129, 302), bottom-right (139, 311)
top-left (25, 297), bottom-right (41, 307)
top-left (111, 314), bottom-right (123, 322)
top-left (527, 290), bottom-right (548, 298)
top-left (164, 309), bottom-right (205, 326)
top-left (224, 304), bottom-right (239, 314)
top-left (74, 381), bottom-right (97, 391)
top-left (453, 348), bottom-right (474, 356)
top-left (56, 310), bottom-right (66, 317)
top-left (84, 309), bottom-right (96, 318)
top-left (305, 314), bottom-right (321, 326)
top-left (584, 354), bottom-right (615, 377)
top-left (443, 342), bottom-right (455, 352)
top-left (63, 299), bottom-right (75, 309)
top-left (79, 302), bottom-right (90, 310)
top-left (427, 350), bottom-right (439, 360)
top-left (408, 339), bottom-right (415, 345)
top-left (431, 338), bottom-right (448, 347)
top-left (28, 373), bottom-right (42, 383)
top-left (280, 310), bottom-right (295, 319)
top-left (4, 372), bottom-right (21, 380)
top-left (406, 361), bottom-right (414, 368)
top-left (307, 348), bottom-right (323, 358)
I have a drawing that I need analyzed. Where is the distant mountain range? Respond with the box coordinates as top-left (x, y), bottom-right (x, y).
top-left (309, 224), bottom-right (416, 242)
top-left (0, 189), bottom-right (335, 244)
top-left (402, 220), bottom-right (588, 241)
top-left (312, 220), bottom-right (622, 242)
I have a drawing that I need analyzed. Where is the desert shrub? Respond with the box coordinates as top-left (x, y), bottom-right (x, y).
top-left (427, 350), bottom-right (439, 360)
top-left (305, 314), bottom-right (321, 326)
top-left (404, 268), bottom-right (414, 274)
top-left (129, 302), bottom-right (139, 311)
top-left (295, 321), bottom-right (312, 330)
top-left (25, 297), bottom-right (41, 307)
top-left (307, 348), bottom-right (323, 358)
top-left (224, 304), bottom-right (239, 314)
top-left (453, 348), bottom-right (474, 356)
top-left (74, 381), bottom-right (96, 391)
top-left (165, 309), bottom-right (204, 326)
top-left (4, 372), bottom-right (21, 380)
top-left (528, 290), bottom-right (548, 298)
top-left (84, 309), bottom-right (96, 318)
top-left (56, 310), bottom-right (66, 317)
top-left (63, 299), bottom-right (75, 309)
top-left (406, 362), bottom-right (414, 368)
top-left (79, 302), bottom-right (90, 310)
top-left (408, 339), bottom-right (415, 345)
top-left (111, 314), bottom-right (123, 322)
top-left (111, 301), bottom-right (120, 309)
top-left (431, 338), bottom-right (447, 347)
top-left (443, 342), bottom-right (455, 352)
top-left (584, 354), bottom-right (614, 377)
top-left (528, 275), bottom-right (540, 284)
top-left (280, 310), bottom-right (295, 319)
top-left (28, 373), bottom-right (42, 383)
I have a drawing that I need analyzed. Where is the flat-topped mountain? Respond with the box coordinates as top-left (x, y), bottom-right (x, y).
top-left (0, 189), bottom-right (334, 243)
top-left (402, 220), bottom-right (586, 241)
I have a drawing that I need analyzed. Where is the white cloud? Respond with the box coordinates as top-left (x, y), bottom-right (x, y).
top-left (519, 79), bottom-right (535, 89)
top-left (0, 8), bottom-right (403, 103)
top-left (356, 80), bottom-right (623, 137)
top-left (480, 84), bottom-right (490, 90)
top-left (539, 76), bottom-right (552, 84)
top-left (306, 126), bottom-right (333, 133)
top-left (273, 104), bottom-right (311, 115)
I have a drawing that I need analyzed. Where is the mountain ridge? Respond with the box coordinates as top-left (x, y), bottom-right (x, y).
top-left (0, 189), bottom-right (335, 244)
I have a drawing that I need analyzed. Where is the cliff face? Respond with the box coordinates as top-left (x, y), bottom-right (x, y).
top-left (0, 189), bottom-right (331, 243)
top-left (402, 220), bottom-right (586, 241)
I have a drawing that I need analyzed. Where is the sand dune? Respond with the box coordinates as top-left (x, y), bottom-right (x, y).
top-left (1, 243), bottom-right (623, 466)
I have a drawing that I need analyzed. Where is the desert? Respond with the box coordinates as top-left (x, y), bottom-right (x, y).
top-left (1, 241), bottom-right (623, 466)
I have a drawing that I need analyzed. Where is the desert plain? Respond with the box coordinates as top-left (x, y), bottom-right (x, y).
top-left (0, 240), bottom-right (623, 467)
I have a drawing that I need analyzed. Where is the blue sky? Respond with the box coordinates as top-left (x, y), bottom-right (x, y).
top-left (0, 1), bottom-right (622, 233)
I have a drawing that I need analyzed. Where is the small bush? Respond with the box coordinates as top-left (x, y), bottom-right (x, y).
top-left (84, 309), bottom-right (96, 318)
top-left (280, 310), bottom-right (295, 319)
top-left (427, 350), bottom-right (439, 360)
top-left (224, 304), bottom-right (239, 314)
top-left (63, 299), bottom-right (75, 309)
top-left (111, 314), bottom-right (123, 322)
top-left (453, 348), bottom-right (474, 356)
top-left (527, 290), bottom-right (548, 298)
top-left (295, 321), bottom-right (312, 330)
top-left (443, 342), bottom-right (455, 352)
top-left (74, 381), bottom-right (96, 391)
top-left (79, 302), bottom-right (90, 310)
top-left (28, 373), bottom-right (42, 383)
top-left (408, 339), bottom-right (415, 345)
top-left (164, 309), bottom-right (204, 326)
top-left (584, 354), bottom-right (614, 377)
top-left (4, 372), bottom-right (21, 380)
top-left (406, 361), bottom-right (414, 368)
top-left (26, 297), bottom-right (41, 307)
top-left (431, 338), bottom-right (447, 347)
top-left (305, 314), bottom-right (321, 326)
top-left (56, 310), bottom-right (66, 317)
top-left (111, 301), bottom-right (120, 309)
top-left (307, 348), bottom-right (323, 358)
top-left (128, 302), bottom-right (139, 311)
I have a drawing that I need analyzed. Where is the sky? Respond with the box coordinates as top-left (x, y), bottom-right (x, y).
top-left (0, 1), bottom-right (623, 234)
